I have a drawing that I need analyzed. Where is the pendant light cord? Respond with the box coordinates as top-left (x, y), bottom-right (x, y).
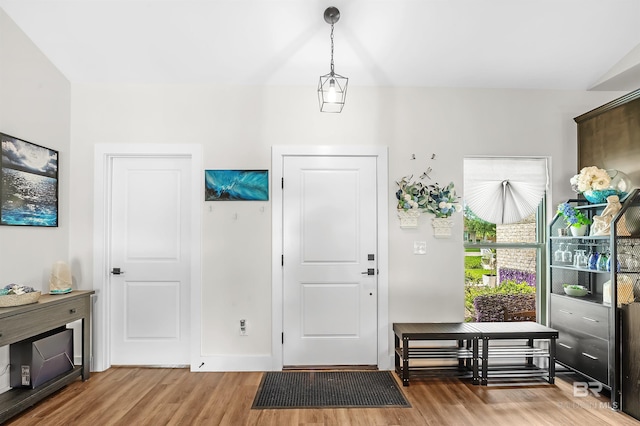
top-left (330, 23), bottom-right (335, 76)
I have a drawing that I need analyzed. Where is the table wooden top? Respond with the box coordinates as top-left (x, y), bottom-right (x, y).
top-left (393, 322), bottom-right (479, 338)
top-left (0, 290), bottom-right (95, 319)
top-left (393, 321), bottom-right (558, 339)
top-left (469, 321), bottom-right (558, 338)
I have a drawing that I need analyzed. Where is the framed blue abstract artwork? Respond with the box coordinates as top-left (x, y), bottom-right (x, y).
top-left (205, 170), bottom-right (269, 201)
top-left (1, 132), bottom-right (58, 227)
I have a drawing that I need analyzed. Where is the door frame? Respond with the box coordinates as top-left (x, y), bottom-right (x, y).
top-left (271, 145), bottom-right (390, 370)
top-left (92, 144), bottom-right (202, 372)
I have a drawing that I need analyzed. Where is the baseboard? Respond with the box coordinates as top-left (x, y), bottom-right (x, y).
top-left (191, 354), bottom-right (273, 372)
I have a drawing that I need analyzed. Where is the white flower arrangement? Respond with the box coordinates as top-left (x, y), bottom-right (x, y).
top-left (395, 174), bottom-right (428, 210)
top-left (423, 181), bottom-right (463, 218)
top-left (570, 166), bottom-right (611, 193)
top-left (396, 170), bottom-right (461, 218)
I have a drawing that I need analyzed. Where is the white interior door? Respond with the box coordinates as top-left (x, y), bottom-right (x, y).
top-left (109, 156), bottom-right (191, 365)
top-left (282, 155), bottom-right (378, 366)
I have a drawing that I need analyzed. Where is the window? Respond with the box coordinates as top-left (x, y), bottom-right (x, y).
top-left (463, 157), bottom-right (548, 323)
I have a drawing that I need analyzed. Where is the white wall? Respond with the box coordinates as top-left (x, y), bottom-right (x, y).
top-left (0, 9), bottom-right (70, 388)
top-left (69, 84), bottom-right (626, 369)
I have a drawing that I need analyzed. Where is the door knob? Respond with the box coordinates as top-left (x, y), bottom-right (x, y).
top-left (361, 268), bottom-right (375, 276)
top-left (111, 267), bottom-right (124, 275)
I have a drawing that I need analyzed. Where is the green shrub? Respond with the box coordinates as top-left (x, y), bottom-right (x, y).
top-left (464, 280), bottom-right (535, 322)
top-left (465, 269), bottom-right (494, 284)
top-left (464, 256), bottom-right (483, 269)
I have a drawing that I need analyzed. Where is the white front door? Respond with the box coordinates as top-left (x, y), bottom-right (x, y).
top-left (109, 156), bottom-right (191, 365)
top-left (282, 155), bottom-right (378, 366)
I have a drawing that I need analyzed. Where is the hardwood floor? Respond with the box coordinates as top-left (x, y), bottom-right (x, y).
top-left (6, 367), bottom-right (639, 425)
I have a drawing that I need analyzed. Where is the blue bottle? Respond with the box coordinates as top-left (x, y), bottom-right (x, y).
top-left (606, 255), bottom-right (621, 272)
top-left (597, 252), bottom-right (608, 271)
top-left (588, 251), bottom-right (599, 270)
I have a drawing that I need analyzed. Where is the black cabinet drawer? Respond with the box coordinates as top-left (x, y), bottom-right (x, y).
top-left (577, 337), bottom-right (609, 385)
top-left (554, 326), bottom-right (609, 386)
top-left (551, 295), bottom-right (609, 339)
top-left (556, 332), bottom-right (579, 367)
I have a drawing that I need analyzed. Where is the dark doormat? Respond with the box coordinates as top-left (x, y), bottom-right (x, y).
top-left (251, 371), bottom-right (410, 409)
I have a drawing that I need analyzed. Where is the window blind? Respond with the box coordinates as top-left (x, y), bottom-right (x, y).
top-left (463, 157), bottom-right (548, 225)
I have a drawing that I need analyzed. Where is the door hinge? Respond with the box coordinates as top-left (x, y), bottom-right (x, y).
top-left (281, 177), bottom-right (284, 189)
top-left (281, 332), bottom-right (284, 344)
top-left (281, 254), bottom-right (284, 266)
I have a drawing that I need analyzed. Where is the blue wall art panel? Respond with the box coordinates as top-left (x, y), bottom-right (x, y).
top-left (205, 170), bottom-right (269, 201)
top-left (1, 133), bottom-right (58, 227)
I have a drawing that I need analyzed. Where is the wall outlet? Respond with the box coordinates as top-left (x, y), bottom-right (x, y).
top-left (240, 319), bottom-right (247, 336)
top-left (414, 241), bottom-right (427, 255)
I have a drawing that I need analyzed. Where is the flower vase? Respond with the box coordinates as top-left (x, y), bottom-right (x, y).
top-left (570, 224), bottom-right (587, 237)
top-left (582, 169), bottom-right (632, 203)
top-left (431, 217), bottom-right (453, 238)
top-left (397, 209), bottom-right (421, 228)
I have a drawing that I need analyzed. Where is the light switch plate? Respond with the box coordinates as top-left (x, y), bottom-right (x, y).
top-left (414, 241), bottom-right (427, 255)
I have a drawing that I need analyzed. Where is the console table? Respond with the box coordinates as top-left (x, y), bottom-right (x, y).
top-left (0, 290), bottom-right (94, 423)
top-left (393, 322), bottom-right (557, 386)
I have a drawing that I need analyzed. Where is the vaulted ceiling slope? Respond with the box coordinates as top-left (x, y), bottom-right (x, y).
top-left (1, 0), bottom-right (640, 90)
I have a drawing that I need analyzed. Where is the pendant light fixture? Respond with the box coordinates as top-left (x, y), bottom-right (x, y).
top-left (318, 7), bottom-right (348, 113)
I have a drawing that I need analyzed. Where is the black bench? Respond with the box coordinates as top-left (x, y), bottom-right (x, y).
top-left (393, 322), bottom-right (558, 386)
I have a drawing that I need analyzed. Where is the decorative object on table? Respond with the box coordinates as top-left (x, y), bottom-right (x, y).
top-left (590, 195), bottom-right (631, 236)
top-left (557, 202), bottom-right (591, 236)
top-left (0, 132), bottom-right (58, 227)
top-left (0, 284), bottom-right (41, 307)
top-left (204, 170), bottom-right (269, 201)
top-left (317, 7), bottom-right (348, 113)
top-left (570, 166), bottom-right (632, 203)
top-left (563, 284), bottom-right (588, 297)
top-left (49, 261), bottom-right (73, 294)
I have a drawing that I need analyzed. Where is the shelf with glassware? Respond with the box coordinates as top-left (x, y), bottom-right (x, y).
top-left (548, 188), bottom-right (640, 411)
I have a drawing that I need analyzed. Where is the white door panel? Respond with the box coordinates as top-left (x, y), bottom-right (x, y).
top-left (110, 156), bottom-right (191, 365)
top-left (283, 156), bottom-right (377, 366)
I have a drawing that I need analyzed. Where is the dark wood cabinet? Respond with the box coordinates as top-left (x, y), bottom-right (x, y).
top-left (575, 88), bottom-right (640, 186)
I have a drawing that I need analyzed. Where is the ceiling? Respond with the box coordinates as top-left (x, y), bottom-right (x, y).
top-left (1, 0), bottom-right (640, 90)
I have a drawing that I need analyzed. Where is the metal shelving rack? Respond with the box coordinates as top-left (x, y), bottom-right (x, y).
top-left (548, 188), bottom-right (640, 411)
